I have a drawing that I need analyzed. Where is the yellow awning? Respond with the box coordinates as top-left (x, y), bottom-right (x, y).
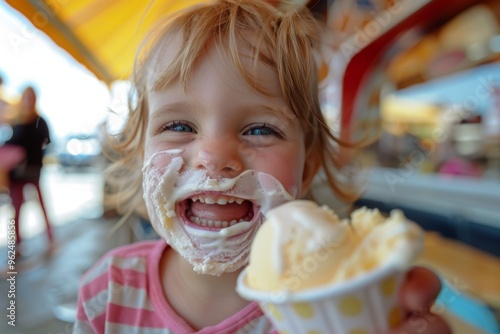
top-left (5, 0), bottom-right (311, 85)
top-left (4, 0), bottom-right (212, 84)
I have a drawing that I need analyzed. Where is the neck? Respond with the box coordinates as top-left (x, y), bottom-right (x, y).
top-left (161, 247), bottom-right (250, 330)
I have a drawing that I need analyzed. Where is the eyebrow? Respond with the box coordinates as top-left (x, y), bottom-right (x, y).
top-left (149, 102), bottom-right (189, 119)
top-left (239, 104), bottom-right (297, 125)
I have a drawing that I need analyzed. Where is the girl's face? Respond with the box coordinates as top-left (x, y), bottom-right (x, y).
top-left (145, 44), bottom-right (316, 198)
top-left (143, 43), bottom-right (318, 274)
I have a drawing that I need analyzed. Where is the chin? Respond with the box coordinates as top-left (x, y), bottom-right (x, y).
top-left (191, 254), bottom-right (249, 276)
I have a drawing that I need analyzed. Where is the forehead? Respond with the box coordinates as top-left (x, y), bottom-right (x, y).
top-left (144, 26), bottom-right (279, 90)
top-left (144, 29), bottom-right (299, 127)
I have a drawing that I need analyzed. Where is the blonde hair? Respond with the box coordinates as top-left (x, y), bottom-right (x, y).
top-left (105, 0), bottom-right (361, 218)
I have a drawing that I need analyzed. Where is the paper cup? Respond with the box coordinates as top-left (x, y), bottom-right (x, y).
top-left (237, 263), bottom-right (407, 334)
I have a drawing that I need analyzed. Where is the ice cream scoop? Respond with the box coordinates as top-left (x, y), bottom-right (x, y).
top-left (241, 200), bottom-right (423, 293)
top-left (236, 200), bottom-right (424, 334)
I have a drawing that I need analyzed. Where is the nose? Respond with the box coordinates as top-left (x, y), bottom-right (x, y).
top-left (192, 136), bottom-right (243, 177)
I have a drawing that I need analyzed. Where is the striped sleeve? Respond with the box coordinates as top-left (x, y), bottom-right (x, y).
top-left (74, 242), bottom-right (168, 333)
top-left (73, 241), bottom-right (278, 333)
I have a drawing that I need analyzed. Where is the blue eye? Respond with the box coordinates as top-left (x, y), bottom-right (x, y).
top-left (162, 121), bottom-right (193, 133)
top-left (245, 124), bottom-right (279, 136)
top-left (248, 128), bottom-right (273, 136)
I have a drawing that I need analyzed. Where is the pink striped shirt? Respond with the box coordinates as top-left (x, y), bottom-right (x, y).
top-left (74, 240), bottom-right (275, 333)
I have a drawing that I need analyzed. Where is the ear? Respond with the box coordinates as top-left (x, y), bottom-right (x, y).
top-left (300, 150), bottom-right (322, 198)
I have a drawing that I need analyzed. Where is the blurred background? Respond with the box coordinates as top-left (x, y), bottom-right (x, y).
top-left (0, 0), bottom-right (499, 333)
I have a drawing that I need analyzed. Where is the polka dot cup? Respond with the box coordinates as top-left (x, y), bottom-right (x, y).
top-left (237, 263), bottom-right (406, 334)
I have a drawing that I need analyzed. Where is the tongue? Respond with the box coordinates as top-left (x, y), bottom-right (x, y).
top-left (190, 201), bottom-right (252, 222)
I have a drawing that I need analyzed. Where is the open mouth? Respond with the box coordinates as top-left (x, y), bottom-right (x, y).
top-left (179, 193), bottom-right (256, 229)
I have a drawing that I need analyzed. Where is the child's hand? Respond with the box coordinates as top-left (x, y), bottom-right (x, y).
top-left (390, 266), bottom-right (452, 334)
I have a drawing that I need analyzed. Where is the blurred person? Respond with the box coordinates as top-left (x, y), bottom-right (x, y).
top-left (5, 85), bottom-right (53, 249)
top-left (0, 76), bottom-right (26, 202)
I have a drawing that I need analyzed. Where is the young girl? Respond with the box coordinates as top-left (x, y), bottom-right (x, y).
top-left (75, 1), bottom-right (450, 333)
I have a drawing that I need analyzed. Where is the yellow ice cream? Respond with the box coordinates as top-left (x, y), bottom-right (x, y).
top-left (245, 200), bottom-right (423, 292)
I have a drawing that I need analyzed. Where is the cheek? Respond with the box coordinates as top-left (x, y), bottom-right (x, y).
top-left (143, 137), bottom-right (155, 161)
top-left (144, 136), bottom-right (174, 159)
top-left (280, 163), bottom-right (304, 197)
top-left (254, 151), bottom-right (305, 197)
top-left (143, 140), bottom-right (179, 170)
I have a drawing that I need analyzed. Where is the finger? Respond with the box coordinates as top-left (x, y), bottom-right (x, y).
top-left (389, 312), bottom-right (452, 334)
top-left (400, 266), bottom-right (442, 312)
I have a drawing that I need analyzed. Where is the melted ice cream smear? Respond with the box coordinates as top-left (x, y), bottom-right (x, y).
top-left (142, 150), bottom-right (295, 275)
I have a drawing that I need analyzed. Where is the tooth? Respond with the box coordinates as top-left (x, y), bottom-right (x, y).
top-left (205, 197), bottom-right (215, 204)
top-left (230, 220), bottom-right (238, 226)
top-left (190, 216), bottom-right (199, 224)
top-left (235, 198), bottom-right (244, 204)
top-left (228, 198), bottom-right (234, 203)
top-left (201, 219), bottom-right (208, 226)
top-left (221, 221), bottom-right (229, 228)
top-left (215, 221), bottom-right (222, 227)
top-left (217, 198), bottom-right (228, 205)
top-left (199, 197), bottom-right (206, 203)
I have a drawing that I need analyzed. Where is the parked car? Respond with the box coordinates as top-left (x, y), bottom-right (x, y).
top-left (56, 133), bottom-right (102, 169)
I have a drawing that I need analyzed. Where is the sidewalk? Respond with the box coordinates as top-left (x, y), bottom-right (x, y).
top-left (0, 165), bottom-right (134, 333)
top-left (0, 212), bottom-right (133, 334)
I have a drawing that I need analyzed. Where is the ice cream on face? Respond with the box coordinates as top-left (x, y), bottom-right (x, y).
top-left (142, 150), bottom-right (295, 275)
top-left (243, 200), bottom-right (423, 292)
